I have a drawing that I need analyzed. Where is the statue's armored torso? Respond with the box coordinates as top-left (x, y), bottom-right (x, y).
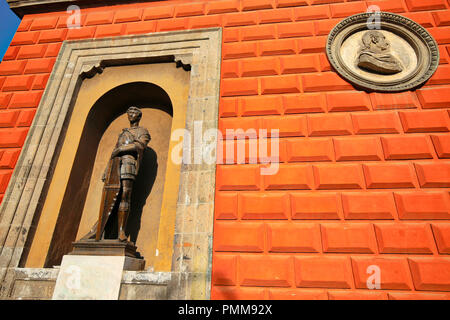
top-left (116, 126), bottom-right (150, 180)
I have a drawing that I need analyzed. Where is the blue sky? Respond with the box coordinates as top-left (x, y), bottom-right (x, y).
top-left (0, 0), bottom-right (20, 62)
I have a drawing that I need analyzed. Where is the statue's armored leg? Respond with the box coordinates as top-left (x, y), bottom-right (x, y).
top-left (118, 179), bottom-right (133, 242)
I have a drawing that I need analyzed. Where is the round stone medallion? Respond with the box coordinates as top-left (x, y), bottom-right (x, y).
top-left (326, 12), bottom-right (439, 92)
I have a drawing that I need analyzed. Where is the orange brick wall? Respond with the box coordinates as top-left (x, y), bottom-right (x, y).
top-left (1, 0), bottom-right (450, 300)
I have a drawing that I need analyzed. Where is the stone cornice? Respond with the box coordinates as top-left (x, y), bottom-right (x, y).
top-left (8, 0), bottom-right (164, 17)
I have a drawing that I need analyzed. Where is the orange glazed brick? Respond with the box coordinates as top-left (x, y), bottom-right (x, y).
top-left (66, 27), bottom-right (96, 40)
top-left (223, 28), bottom-right (239, 42)
top-left (32, 74), bottom-right (50, 90)
top-left (9, 91), bottom-right (43, 108)
top-left (374, 223), bottom-right (435, 254)
top-left (315, 18), bottom-right (341, 36)
top-left (330, 2), bottom-right (367, 18)
top-left (277, 0), bottom-right (307, 8)
top-left (294, 5), bottom-right (330, 21)
top-left (313, 164), bottom-right (365, 190)
top-left (222, 60), bottom-right (239, 78)
top-left (17, 19), bottom-right (33, 32)
top-left (239, 192), bottom-right (289, 219)
top-left (399, 110), bottom-right (450, 133)
top-left (362, 163), bottom-right (417, 189)
top-left (224, 12), bottom-right (258, 27)
top-left (214, 222), bottom-right (265, 252)
top-left (216, 165), bottom-right (260, 190)
top-left (308, 113), bottom-right (353, 136)
top-left (239, 255), bottom-right (293, 287)
top-left (223, 42), bottom-right (258, 59)
top-left (0, 110), bottom-right (19, 128)
top-left (0, 128), bottom-right (28, 147)
top-left (415, 162), bottom-right (450, 187)
top-left (10, 32), bottom-right (40, 46)
top-left (221, 78), bottom-right (259, 97)
top-left (16, 109), bottom-right (36, 127)
top-left (370, 92), bottom-right (419, 110)
top-left (211, 254), bottom-right (237, 285)
top-left (215, 192), bottom-right (238, 219)
top-left (0, 150), bottom-right (20, 169)
top-left (85, 11), bottom-right (114, 26)
top-left (417, 86), bottom-right (450, 109)
top-left (0, 171), bottom-right (12, 193)
top-left (241, 0), bottom-right (275, 11)
top-left (278, 21), bottom-right (314, 38)
top-left (0, 61), bottom-right (27, 76)
top-left (429, 26), bottom-right (450, 44)
top-left (341, 192), bottom-right (396, 220)
top-left (2, 75), bottom-right (35, 92)
top-left (0, 93), bottom-right (13, 109)
top-left (351, 257), bottom-right (413, 290)
top-left (240, 24), bottom-right (276, 41)
top-left (261, 75), bottom-right (300, 95)
top-left (402, 12), bottom-right (435, 28)
top-left (188, 15), bottom-right (223, 29)
top-left (433, 11), bottom-right (450, 27)
top-left (328, 291), bottom-right (387, 300)
top-left (427, 64), bottom-right (450, 84)
top-left (45, 43), bottom-right (62, 57)
top-left (95, 24), bottom-right (126, 38)
top-left (286, 138), bottom-right (334, 162)
top-left (283, 93), bottom-right (326, 114)
top-left (241, 95), bottom-right (283, 116)
top-left (17, 45), bottom-right (48, 59)
top-left (267, 222), bottom-right (321, 253)
top-left (259, 39), bottom-right (297, 56)
top-left (405, 0), bottom-right (447, 11)
top-left (290, 192), bottom-right (341, 220)
top-left (321, 223), bottom-right (377, 254)
top-left (38, 29), bottom-right (67, 43)
top-left (259, 8), bottom-right (293, 24)
top-left (261, 116), bottom-right (307, 137)
top-left (3, 47), bottom-right (19, 60)
top-left (333, 137), bottom-right (383, 161)
top-left (326, 92), bottom-right (371, 112)
top-left (241, 57), bottom-right (279, 77)
top-left (366, 0), bottom-right (406, 13)
top-left (24, 58), bottom-right (55, 74)
top-left (219, 98), bottom-right (238, 117)
top-left (206, 0), bottom-right (240, 14)
top-left (431, 223), bottom-right (450, 254)
top-left (175, 2), bottom-right (206, 17)
top-left (280, 55), bottom-right (319, 74)
top-left (302, 73), bottom-right (353, 92)
top-left (430, 134), bottom-right (450, 158)
top-left (297, 36), bottom-right (327, 54)
top-left (30, 16), bottom-right (58, 31)
top-left (294, 256), bottom-right (353, 289)
top-left (269, 289), bottom-right (327, 300)
top-left (219, 117), bottom-right (260, 139)
top-left (351, 112), bottom-right (402, 134)
top-left (388, 292), bottom-right (450, 300)
top-left (394, 192), bottom-right (450, 220)
top-left (408, 257), bottom-right (450, 291)
top-left (125, 21), bottom-right (156, 35)
top-left (264, 164), bottom-right (313, 190)
top-left (114, 8), bottom-right (143, 23)
top-left (211, 286), bottom-right (266, 300)
top-left (381, 136), bottom-right (434, 160)
top-left (143, 6), bottom-right (174, 20)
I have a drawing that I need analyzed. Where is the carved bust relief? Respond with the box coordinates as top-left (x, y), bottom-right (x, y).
top-left (326, 12), bottom-right (439, 92)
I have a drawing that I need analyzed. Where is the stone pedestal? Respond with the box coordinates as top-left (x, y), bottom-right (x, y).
top-left (70, 239), bottom-right (140, 258)
top-left (52, 255), bottom-right (144, 300)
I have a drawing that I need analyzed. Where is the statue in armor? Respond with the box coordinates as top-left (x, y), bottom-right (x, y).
top-left (82, 106), bottom-right (150, 242)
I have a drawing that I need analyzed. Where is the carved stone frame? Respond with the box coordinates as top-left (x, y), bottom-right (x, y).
top-left (0, 28), bottom-right (222, 299)
top-left (326, 12), bottom-right (439, 92)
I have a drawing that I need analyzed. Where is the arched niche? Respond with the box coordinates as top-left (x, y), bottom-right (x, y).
top-left (24, 62), bottom-right (190, 270)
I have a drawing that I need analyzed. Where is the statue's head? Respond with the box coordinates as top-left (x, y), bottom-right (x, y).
top-left (361, 31), bottom-right (390, 53)
top-left (127, 106), bottom-right (142, 123)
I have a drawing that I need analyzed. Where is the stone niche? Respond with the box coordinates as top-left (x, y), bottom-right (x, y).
top-left (0, 29), bottom-right (221, 300)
